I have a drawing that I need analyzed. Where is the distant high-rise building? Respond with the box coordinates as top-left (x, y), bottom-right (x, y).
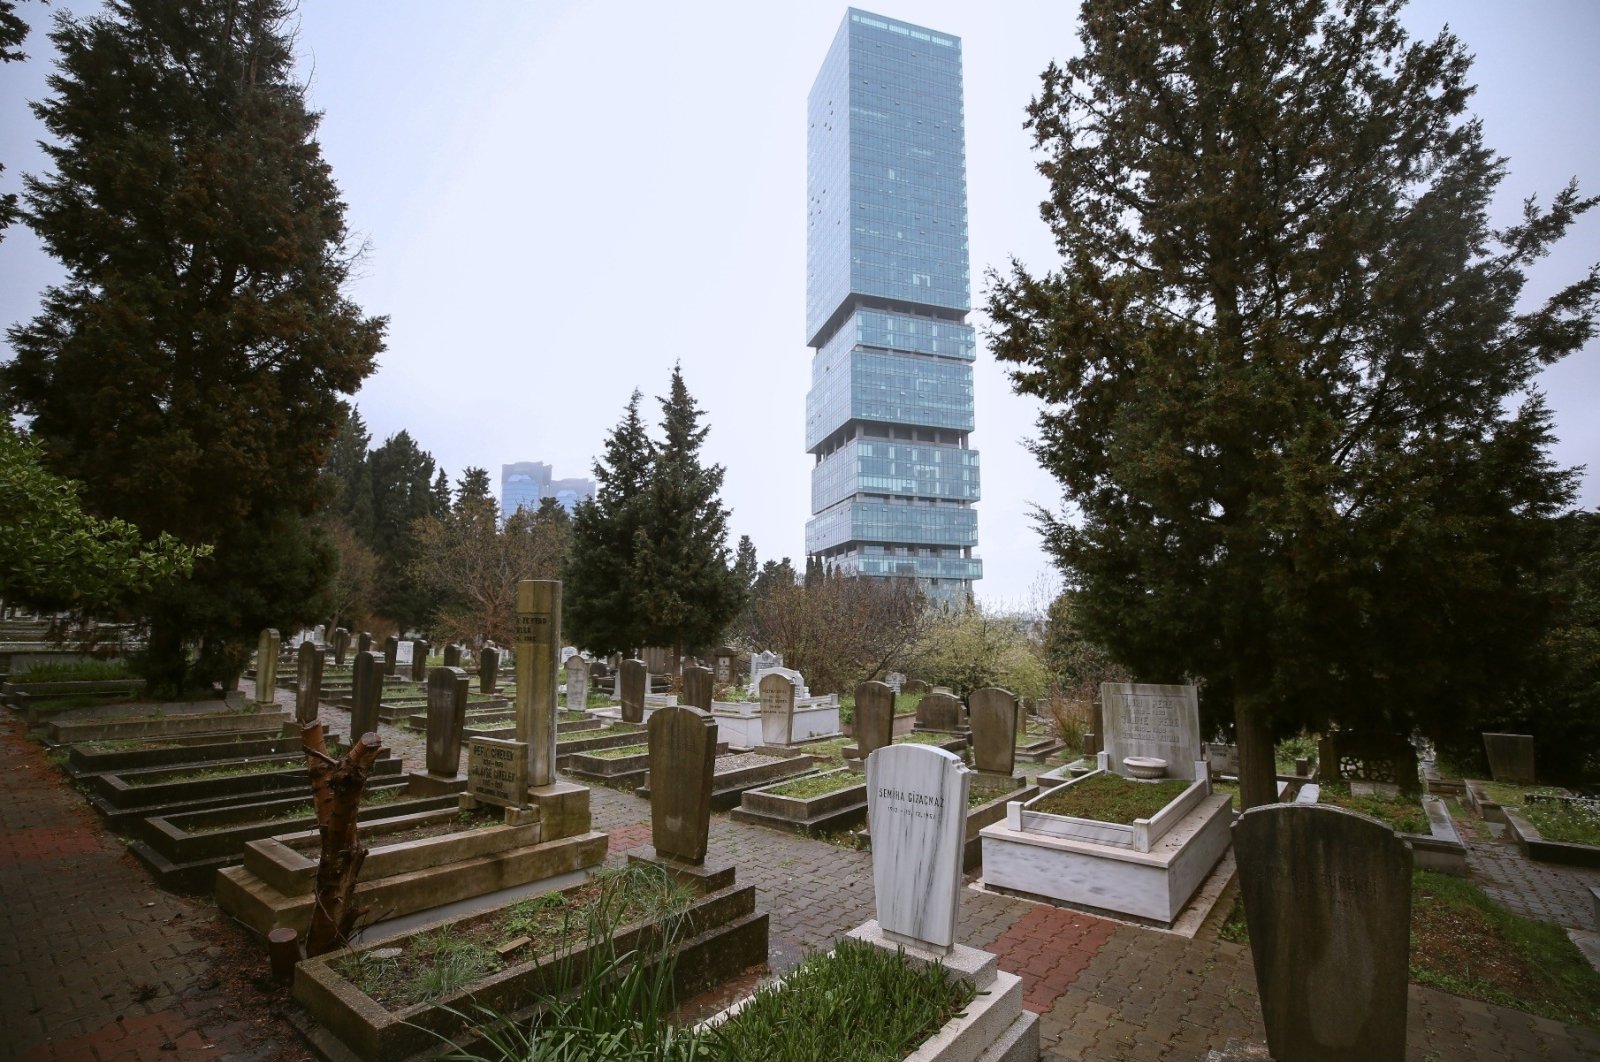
top-left (500, 461), bottom-right (595, 518)
top-left (803, 9), bottom-right (981, 600)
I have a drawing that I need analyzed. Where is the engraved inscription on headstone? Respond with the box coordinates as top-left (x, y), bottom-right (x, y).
top-left (1234, 804), bottom-right (1411, 1061)
top-left (514, 579), bottom-right (561, 788)
top-left (714, 646), bottom-right (735, 683)
top-left (425, 666), bottom-right (470, 777)
top-left (648, 705), bottom-right (717, 865)
top-left (467, 737), bottom-right (529, 808)
top-left (683, 664), bottom-right (714, 712)
top-left (855, 680), bottom-right (895, 758)
top-left (866, 743), bottom-right (970, 950)
top-left (620, 658), bottom-right (647, 724)
top-left (1100, 682), bottom-right (1203, 780)
top-left (294, 640), bottom-right (324, 725)
top-left (968, 686), bottom-right (1018, 776)
top-left (760, 672), bottom-right (795, 746)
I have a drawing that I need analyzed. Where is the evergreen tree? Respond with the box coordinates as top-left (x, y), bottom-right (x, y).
top-left (454, 467), bottom-right (493, 512)
top-left (632, 365), bottom-right (744, 665)
top-left (322, 406), bottom-right (374, 539)
top-left (0, 0), bottom-right (28, 241)
top-left (989, 0), bottom-right (1597, 806)
top-left (2, 0), bottom-right (383, 689)
top-left (430, 467), bottom-right (452, 516)
top-left (565, 390), bottom-right (654, 656)
top-left (733, 535), bottom-right (759, 593)
top-left (367, 430), bottom-right (439, 627)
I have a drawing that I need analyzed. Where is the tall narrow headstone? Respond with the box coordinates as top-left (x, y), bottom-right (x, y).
top-left (294, 640), bottom-right (324, 725)
top-left (425, 666), bottom-right (470, 777)
top-left (443, 643), bottom-right (463, 668)
top-left (620, 658), bottom-right (647, 724)
top-left (565, 655), bottom-right (590, 711)
top-left (683, 664), bottom-right (714, 712)
top-left (411, 639), bottom-right (430, 682)
top-left (969, 687), bottom-right (1019, 776)
top-left (254, 629), bottom-right (281, 709)
top-left (856, 680), bottom-right (895, 758)
top-left (1482, 733), bottom-right (1536, 785)
top-left (1234, 804), bottom-right (1411, 1061)
top-left (332, 627), bottom-right (350, 666)
top-left (350, 650), bottom-right (381, 739)
top-left (760, 672), bottom-right (796, 745)
top-left (479, 646), bottom-right (500, 695)
top-left (713, 646), bottom-right (736, 683)
top-left (383, 635), bottom-right (400, 677)
top-left (866, 743), bottom-right (970, 950)
top-left (357, 631), bottom-right (372, 656)
top-left (514, 579), bottom-right (561, 788)
top-left (648, 705), bottom-right (717, 865)
top-left (917, 690), bottom-right (964, 732)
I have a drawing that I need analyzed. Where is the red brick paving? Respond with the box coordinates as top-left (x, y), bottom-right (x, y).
top-left (605, 821), bottom-right (653, 853)
top-left (989, 904), bottom-right (1119, 1013)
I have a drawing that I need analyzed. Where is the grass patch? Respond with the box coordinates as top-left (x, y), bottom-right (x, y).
top-left (558, 723), bottom-right (643, 744)
top-left (1480, 782), bottom-right (1568, 807)
top-left (336, 863), bottom-right (693, 1010)
top-left (13, 660), bottom-right (136, 682)
top-left (1273, 731), bottom-right (1319, 775)
top-left (1521, 797), bottom-right (1600, 847)
top-left (193, 784), bottom-right (406, 833)
top-left (895, 732), bottom-right (952, 746)
top-left (763, 771), bottom-right (861, 800)
top-left (794, 737), bottom-right (854, 762)
top-left (1316, 782), bottom-right (1430, 834)
top-left (1031, 774), bottom-right (1190, 824)
top-left (586, 743), bottom-right (649, 760)
top-left (1411, 870), bottom-right (1600, 1028)
top-left (708, 937), bottom-right (975, 1061)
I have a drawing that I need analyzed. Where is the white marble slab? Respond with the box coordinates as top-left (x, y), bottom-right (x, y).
top-left (1100, 682), bottom-right (1202, 781)
top-left (867, 744), bottom-right (970, 949)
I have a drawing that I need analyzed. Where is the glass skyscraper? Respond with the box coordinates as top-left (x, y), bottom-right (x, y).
top-left (804, 8), bottom-right (981, 598)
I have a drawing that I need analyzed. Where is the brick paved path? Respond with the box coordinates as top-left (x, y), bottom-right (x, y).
top-left (5, 686), bottom-right (1596, 1061)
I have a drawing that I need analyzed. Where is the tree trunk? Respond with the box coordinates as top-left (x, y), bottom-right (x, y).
top-left (302, 721), bottom-right (383, 957)
top-left (1234, 702), bottom-right (1279, 810)
top-left (143, 617), bottom-right (188, 697)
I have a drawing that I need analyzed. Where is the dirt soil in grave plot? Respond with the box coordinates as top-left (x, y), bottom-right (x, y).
top-left (283, 808), bottom-right (501, 853)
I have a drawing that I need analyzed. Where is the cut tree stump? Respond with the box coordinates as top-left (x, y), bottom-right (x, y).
top-left (302, 721), bottom-right (383, 957)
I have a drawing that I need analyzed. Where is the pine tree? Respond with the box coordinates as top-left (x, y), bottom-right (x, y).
top-left (367, 431), bottom-right (439, 628)
top-left (454, 467), bottom-right (493, 512)
top-left (565, 390), bottom-right (654, 656)
top-left (322, 407), bottom-right (374, 539)
top-left (0, 0), bottom-right (28, 241)
top-left (430, 468), bottom-right (452, 516)
top-left (989, 0), bottom-right (1598, 806)
top-left (2, 0), bottom-right (384, 690)
top-left (631, 365), bottom-right (744, 666)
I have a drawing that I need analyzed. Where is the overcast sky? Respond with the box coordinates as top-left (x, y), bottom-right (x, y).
top-left (2, 1), bottom-right (1595, 609)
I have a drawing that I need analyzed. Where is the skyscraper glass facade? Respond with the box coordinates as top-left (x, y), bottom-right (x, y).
top-left (804, 8), bottom-right (981, 597)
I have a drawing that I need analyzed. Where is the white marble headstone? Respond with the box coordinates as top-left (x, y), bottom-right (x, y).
top-left (564, 655), bottom-right (590, 710)
top-left (1100, 682), bottom-right (1202, 781)
top-left (759, 672), bottom-right (795, 745)
top-left (866, 743), bottom-right (970, 950)
top-left (395, 640), bottom-right (414, 666)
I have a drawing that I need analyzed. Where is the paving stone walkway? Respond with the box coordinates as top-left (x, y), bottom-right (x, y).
top-left (4, 686), bottom-right (1598, 1061)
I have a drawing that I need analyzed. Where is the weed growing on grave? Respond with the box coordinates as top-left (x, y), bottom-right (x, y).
top-left (12, 660), bottom-right (135, 682)
top-left (704, 938), bottom-right (975, 1061)
top-left (1521, 795), bottom-right (1600, 847)
top-left (1314, 783), bottom-right (1429, 835)
top-left (1031, 774), bottom-right (1190, 824)
top-left (1272, 731), bottom-right (1319, 775)
top-left (762, 771), bottom-right (859, 801)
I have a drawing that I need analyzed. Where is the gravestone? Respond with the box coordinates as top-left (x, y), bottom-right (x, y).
top-left (425, 666), bottom-right (470, 777)
top-left (855, 680), bottom-right (896, 758)
top-left (713, 646), bottom-right (736, 683)
top-left (479, 646), bottom-right (500, 695)
top-left (350, 651), bottom-right (381, 739)
top-left (866, 743), bottom-right (970, 950)
top-left (410, 639), bottom-right (430, 682)
top-left (395, 639), bottom-right (414, 667)
top-left (383, 635), bottom-right (400, 677)
top-left (760, 672), bottom-right (795, 745)
top-left (647, 705), bottom-right (717, 865)
top-left (294, 640), bottom-right (324, 725)
top-left (590, 659), bottom-right (608, 681)
top-left (1234, 804), bottom-right (1412, 1061)
top-left (682, 664), bottom-right (714, 712)
top-left (332, 627), bottom-right (350, 666)
top-left (514, 579), bottom-right (561, 787)
top-left (357, 631), bottom-right (372, 656)
top-left (751, 650), bottom-right (781, 674)
top-left (620, 658), bottom-right (647, 724)
top-left (443, 643), bottom-right (463, 668)
top-left (917, 690), bottom-right (964, 732)
top-left (1318, 731), bottom-right (1420, 796)
top-left (466, 737), bottom-right (529, 808)
top-left (904, 678), bottom-right (930, 695)
top-left (564, 655), bottom-right (590, 711)
top-left (1482, 733), bottom-right (1536, 786)
top-left (1100, 682), bottom-right (1203, 780)
top-left (643, 645), bottom-right (674, 675)
top-left (884, 671), bottom-right (905, 694)
top-left (253, 628), bottom-right (281, 709)
top-left (969, 687), bottom-right (1018, 776)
